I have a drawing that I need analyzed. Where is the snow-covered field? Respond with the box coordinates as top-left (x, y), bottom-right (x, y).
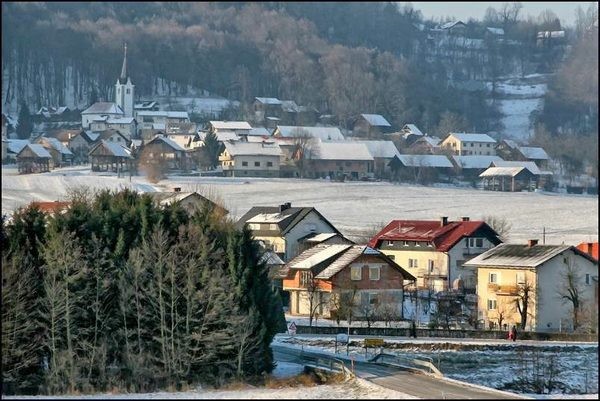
top-left (274, 335), bottom-right (599, 396)
top-left (2, 165), bottom-right (597, 245)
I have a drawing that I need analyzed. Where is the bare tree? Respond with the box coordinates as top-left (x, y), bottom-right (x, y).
top-left (291, 128), bottom-right (317, 178)
top-left (556, 257), bottom-right (583, 331)
top-left (304, 271), bottom-right (327, 327)
top-left (483, 215), bottom-right (512, 242)
top-left (138, 146), bottom-right (168, 183)
top-left (352, 221), bottom-right (386, 244)
top-left (514, 279), bottom-right (535, 330)
top-left (498, 2), bottom-right (523, 28)
top-left (378, 292), bottom-right (400, 327)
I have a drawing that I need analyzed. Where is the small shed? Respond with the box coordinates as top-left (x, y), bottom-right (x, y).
top-left (89, 140), bottom-right (134, 173)
top-left (16, 144), bottom-right (52, 174)
top-left (479, 166), bottom-right (536, 192)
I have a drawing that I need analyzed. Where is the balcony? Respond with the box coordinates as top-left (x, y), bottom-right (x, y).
top-left (488, 283), bottom-right (519, 295)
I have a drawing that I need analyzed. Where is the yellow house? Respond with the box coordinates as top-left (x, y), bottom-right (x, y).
top-left (368, 217), bottom-right (501, 292)
top-left (465, 241), bottom-right (599, 332)
top-left (440, 133), bottom-right (497, 156)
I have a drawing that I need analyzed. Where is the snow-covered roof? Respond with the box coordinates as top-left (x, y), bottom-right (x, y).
top-left (440, 20), bottom-right (465, 30)
top-left (82, 102), bottom-right (124, 115)
top-left (134, 101), bottom-right (158, 109)
top-left (275, 126), bottom-right (345, 141)
top-left (246, 136), bottom-right (275, 144)
top-left (199, 131), bottom-right (240, 142)
top-left (491, 160), bottom-right (542, 175)
top-left (248, 127), bottom-right (271, 136)
top-left (281, 100), bottom-right (300, 113)
top-left (464, 244), bottom-right (582, 268)
top-left (452, 155), bottom-right (503, 169)
top-left (166, 135), bottom-right (194, 149)
top-left (148, 135), bottom-right (186, 152)
top-left (501, 139), bottom-right (519, 149)
top-left (311, 141), bottom-right (373, 161)
top-left (107, 117), bottom-right (135, 124)
top-left (290, 244), bottom-right (353, 270)
top-left (401, 124), bottom-right (424, 136)
top-left (209, 121), bottom-right (252, 131)
top-left (20, 144), bottom-right (52, 158)
top-left (351, 140), bottom-right (400, 159)
top-left (91, 116), bottom-right (108, 122)
top-left (519, 146), bottom-right (549, 160)
top-left (97, 141), bottom-right (133, 158)
top-left (7, 139), bottom-right (30, 154)
top-left (254, 97), bottom-right (282, 105)
top-left (137, 111), bottom-right (189, 119)
top-left (395, 154), bottom-right (453, 168)
top-left (43, 137), bottom-right (73, 155)
top-left (360, 114), bottom-right (391, 127)
top-left (412, 136), bottom-right (441, 147)
top-left (447, 133), bottom-right (496, 143)
top-left (479, 166), bottom-right (527, 177)
top-left (486, 27), bottom-right (504, 35)
top-left (222, 141), bottom-right (281, 157)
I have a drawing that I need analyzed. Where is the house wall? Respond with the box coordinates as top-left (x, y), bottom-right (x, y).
top-left (307, 159), bottom-right (372, 179)
top-left (377, 237), bottom-right (496, 291)
top-left (285, 210), bottom-right (339, 261)
top-left (82, 113), bottom-right (121, 129)
top-left (107, 122), bottom-right (135, 139)
top-left (221, 154), bottom-right (280, 178)
top-left (441, 136), bottom-right (496, 156)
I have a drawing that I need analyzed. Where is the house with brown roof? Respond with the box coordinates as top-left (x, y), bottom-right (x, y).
top-left (465, 241), bottom-right (598, 332)
top-left (236, 202), bottom-right (341, 262)
top-left (282, 244), bottom-right (416, 319)
top-left (368, 217), bottom-right (501, 292)
top-left (89, 140), bottom-right (134, 173)
top-left (139, 135), bottom-right (189, 171)
top-left (306, 140), bottom-right (374, 180)
top-left (353, 114), bottom-right (393, 138)
top-left (30, 201), bottom-right (71, 216)
top-left (34, 136), bottom-right (73, 168)
top-left (144, 189), bottom-right (228, 217)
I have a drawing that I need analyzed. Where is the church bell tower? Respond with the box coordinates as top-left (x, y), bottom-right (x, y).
top-left (115, 43), bottom-right (134, 117)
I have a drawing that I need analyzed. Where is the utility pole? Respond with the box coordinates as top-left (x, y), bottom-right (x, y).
top-left (542, 227), bottom-right (546, 244)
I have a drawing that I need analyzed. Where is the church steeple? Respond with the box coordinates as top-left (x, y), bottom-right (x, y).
top-left (119, 43), bottom-right (128, 84)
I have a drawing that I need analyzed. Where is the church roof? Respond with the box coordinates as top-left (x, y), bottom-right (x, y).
top-left (118, 43), bottom-right (129, 85)
top-left (82, 102), bottom-right (124, 115)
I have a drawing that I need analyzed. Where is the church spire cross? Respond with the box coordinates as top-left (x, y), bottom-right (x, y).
top-left (120, 43), bottom-right (127, 81)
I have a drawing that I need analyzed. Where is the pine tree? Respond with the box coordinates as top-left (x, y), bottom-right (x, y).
top-left (16, 101), bottom-right (34, 140)
top-left (203, 130), bottom-right (222, 169)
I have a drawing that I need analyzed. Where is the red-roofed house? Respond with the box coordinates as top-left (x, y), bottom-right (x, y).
top-left (368, 217), bottom-right (501, 292)
top-left (577, 242), bottom-right (599, 262)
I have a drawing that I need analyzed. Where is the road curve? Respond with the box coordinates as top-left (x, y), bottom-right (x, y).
top-left (272, 345), bottom-right (525, 399)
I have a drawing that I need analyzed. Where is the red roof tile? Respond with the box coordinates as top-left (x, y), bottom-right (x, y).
top-left (576, 242), bottom-right (599, 262)
top-left (368, 219), bottom-right (500, 252)
top-left (30, 201), bottom-right (71, 214)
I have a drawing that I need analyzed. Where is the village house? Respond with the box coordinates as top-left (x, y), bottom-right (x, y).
top-left (30, 201), bottom-right (71, 216)
top-left (451, 155), bottom-right (504, 181)
top-left (134, 101), bottom-right (160, 113)
top-left (399, 124), bottom-right (425, 142)
top-left (495, 139), bottom-right (550, 170)
top-left (16, 144), bottom-right (52, 174)
top-left (297, 232), bottom-right (354, 255)
top-left (34, 136), bottom-right (74, 168)
top-left (166, 133), bottom-right (202, 151)
top-left (306, 140), bottom-right (374, 180)
top-left (406, 135), bottom-right (441, 154)
top-left (272, 125), bottom-right (345, 141)
top-left (465, 241), bottom-right (598, 332)
top-left (136, 111), bottom-right (190, 133)
top-left (68, 130), bottom-right (100, 163)
top-left (368, 217), bottom-right (502, 292)
top-left (440, 133), bottom-right (497, 156)
top-left (6, 139), bottom-right (30, 163)
top-left (144, 188), bottom-right (228, 217)
top-left (219, 140), bottom-right (281, 177)
top-left (490, 160), bottom-right (553, 190)
top-left (389, 154), bottom-right (454, 184)
top-left (576, 242), bottom-right (599, 262)
top-left (282, 244), bottom-right (416, 319)
top-left (89, 140), bottom-right (134, 173)
top-left (352, 114), bottom-right (393, 138)
top-left (81, 102), bottom-right (125, 129)
top-left (207, 121), bottom-right (253, 139)
top-left (253, 97), bottom-right (283, 123)
top-left (140, 135), bottom-right (189, 171)
top-left (165, 121), bottom-right (197, 135)
top-left (236, 202), bottom-right (341, 262)
top-left (90, 117), bottom-right (137, 139)
top-left (351, 140), bottom-right (400, 179)
top-left (479, 166), bottom-right (537, 192)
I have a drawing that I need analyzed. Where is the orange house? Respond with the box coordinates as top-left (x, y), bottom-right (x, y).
top-left (282, 244), bottom-right (416, 319)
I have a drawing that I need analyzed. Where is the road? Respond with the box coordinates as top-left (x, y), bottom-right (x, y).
top-left (273, 345), bottom-right (525, 399)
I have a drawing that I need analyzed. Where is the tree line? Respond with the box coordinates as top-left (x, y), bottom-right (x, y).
top-left (1, 188), bottom-right (286, 395)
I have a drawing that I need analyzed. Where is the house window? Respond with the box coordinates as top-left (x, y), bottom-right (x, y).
top-left (403, 241), bottom-right (409, 247)
top-left (487, 299), bottom-right (497, 310)
top-left (408, 258), bottom-right (418, 268)
top-left (387, 254), bottom-right (395, 260)
top-left (345, 161), bottom-right (351, 166)
top-left (126, 89), bottom-right (130, 94)
top-left (269, 224), bottom-right (277, 231)
top-left (415, 242), bottom-right (421, 247)
top-left (255, 161), bottom-right (260, 167)
top-left (248, 223), bottom-right (260, 230)
top-left (486, 144), bottom-right (491, 148)
top-left (470, 143), bottom-right (474, 147)
top-left (585, 274), bottom-right (590, 285)
top-left (351, 266), bottom-right (362, 280)
top-left (427, 242), bottom-right (433, 247)
top-left (369, 266), bottom-right (380, 281)
top-left (489, 273), bottom-right (498, 283)
top-left (242, 161), bottom-right (248, 166)
top-left (387, 240), bottom-right (394, 246)
top-left (369, 292), bottom-right (379, 305)
top-left (516, 272), bottom-right (525, 284)
top-left (267, 161), bottom-right (273, 167)
top-left (475, 238), bottom-right (483, 247)
top-left (300, 271), bottom-right (312, 286)
top-left (428, 260), bottom-right (434, 271)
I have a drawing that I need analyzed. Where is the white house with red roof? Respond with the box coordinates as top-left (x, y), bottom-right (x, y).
top-left (368, 217), bottom-right (501, 292)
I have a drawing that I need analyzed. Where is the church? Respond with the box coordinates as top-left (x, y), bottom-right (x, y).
top-left (81, 44), bottom-right (135, 133)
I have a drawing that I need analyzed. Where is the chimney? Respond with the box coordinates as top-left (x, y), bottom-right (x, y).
top-left (173, 187), bottom-right (181, 192)
top-left (440, 216), bottom-right (448, 227)
top-left (461, 217), bottom-right (470, 222)
top-left (527, 239), bottom-right (539, 247)
top-left (279, 202), bottom-right (292, 212)
top-left (285, 202), bottom-right (291, 208)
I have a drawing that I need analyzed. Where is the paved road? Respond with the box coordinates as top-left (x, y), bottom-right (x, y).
top-left (273, 345), bottom-right (525, 399)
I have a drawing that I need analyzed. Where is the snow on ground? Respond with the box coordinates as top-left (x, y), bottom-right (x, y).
top-left (2, 166), bottom-right (597, 245)
top-left (274, 335), bottom-right (599, 396)
top-left (3, 378), bottom-right (414, 400)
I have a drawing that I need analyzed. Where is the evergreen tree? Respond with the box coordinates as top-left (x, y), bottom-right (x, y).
top-left (203, 130), bottom-right (222, 169)
top-left (16, 102), bottom-right (33, 140)
top-left (89, 88), bottom-right (98, 106)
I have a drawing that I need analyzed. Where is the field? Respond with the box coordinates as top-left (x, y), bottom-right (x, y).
top-left (2, 165), bottom-right (597, 246)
